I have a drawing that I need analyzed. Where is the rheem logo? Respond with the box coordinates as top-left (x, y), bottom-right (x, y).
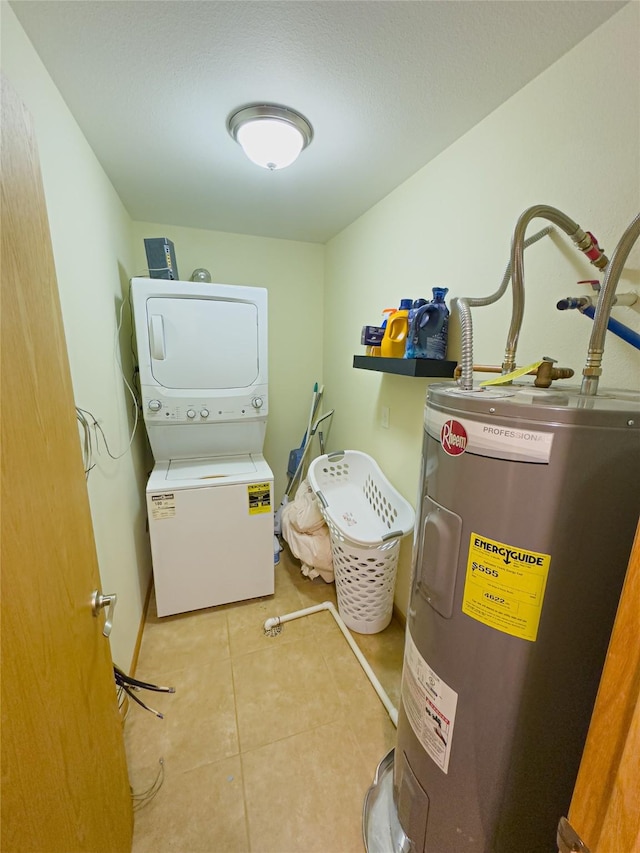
top-left (441, 419), bottom-right (468, 456)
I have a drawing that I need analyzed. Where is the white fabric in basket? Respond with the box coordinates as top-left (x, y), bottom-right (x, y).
top-left (281, 480), bottom-right (334, 583)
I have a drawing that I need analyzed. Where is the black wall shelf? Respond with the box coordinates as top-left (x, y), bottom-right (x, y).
top-left (353, 355), bottom-right (457, 378)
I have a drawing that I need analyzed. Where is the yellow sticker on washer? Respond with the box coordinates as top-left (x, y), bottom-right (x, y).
top-left (462, 533), bottom-right (551, 642)
top-left (248, 482), bottom-right (271, 515)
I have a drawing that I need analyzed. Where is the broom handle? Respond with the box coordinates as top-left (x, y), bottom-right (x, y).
top-left (306, 382), bottom-right (323, 446)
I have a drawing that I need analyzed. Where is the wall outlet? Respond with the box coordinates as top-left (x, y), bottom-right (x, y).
top-left (381, 406), bottom-right (390, 429)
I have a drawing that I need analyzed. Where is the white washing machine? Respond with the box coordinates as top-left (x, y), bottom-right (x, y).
top-left (146, 454), bottom-right (274, 617)
top-left (131, 277), bottom-right (274, 617)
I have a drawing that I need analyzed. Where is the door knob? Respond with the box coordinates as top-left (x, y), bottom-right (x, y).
top-left (91, 590), bottom-right (117, 638)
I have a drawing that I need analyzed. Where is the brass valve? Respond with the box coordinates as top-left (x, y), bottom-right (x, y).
top-left (534, 358), bottom-right (574, 388)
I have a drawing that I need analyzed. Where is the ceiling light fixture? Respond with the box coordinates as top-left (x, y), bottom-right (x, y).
top-left (227, 104), bottom-right (313, 171)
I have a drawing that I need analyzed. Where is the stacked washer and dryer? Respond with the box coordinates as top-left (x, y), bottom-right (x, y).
top-left (131, 277), bottom-right (274, 617)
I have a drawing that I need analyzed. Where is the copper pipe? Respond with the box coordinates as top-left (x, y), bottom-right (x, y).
top-left (454, 364), bottom-right (517, 378)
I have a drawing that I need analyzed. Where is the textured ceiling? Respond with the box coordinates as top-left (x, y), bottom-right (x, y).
top-left (10, 0), bottom-right (627, 243)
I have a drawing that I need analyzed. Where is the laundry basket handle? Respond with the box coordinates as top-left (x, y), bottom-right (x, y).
top-left (316, 490), bottom-right (328, 508)
top-left (382, 530), bottom-right (403, 542)
top-left (326, 450), bottom-right (346, 461)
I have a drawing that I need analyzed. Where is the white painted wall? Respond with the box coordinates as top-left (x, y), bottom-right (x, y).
top-left (130, 222), bottom-right (325, 502)
top-left (323, 3), bottom-right (640, 618)
top-left (1, 4), bottom-right (152, 668)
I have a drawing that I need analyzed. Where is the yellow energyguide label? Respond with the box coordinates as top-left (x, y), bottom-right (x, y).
top-left (248, 482), bottom-right (271, 515)
top-left (462, 533), bottom-right (551, 642)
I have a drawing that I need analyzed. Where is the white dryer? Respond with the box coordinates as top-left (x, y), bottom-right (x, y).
top-left (131, 277), bottom-right (274, 617)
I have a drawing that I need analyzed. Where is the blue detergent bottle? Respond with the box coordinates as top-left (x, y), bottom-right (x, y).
top-left (405, 287), bottom-right (450, 359)
top-left (404, 299), bottom-right (427, 358)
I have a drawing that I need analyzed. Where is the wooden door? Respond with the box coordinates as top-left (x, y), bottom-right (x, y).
top-left (0, 74), bottom-right (133, 852)
top-left (563, 520), bottom-right (640, 852)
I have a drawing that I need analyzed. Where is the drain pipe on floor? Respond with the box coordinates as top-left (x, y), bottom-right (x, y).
top-left (264, 601), bottom-right (399, 727)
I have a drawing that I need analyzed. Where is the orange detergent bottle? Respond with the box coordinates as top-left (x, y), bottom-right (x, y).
top-left (381, 299), bottom-right (412, 358)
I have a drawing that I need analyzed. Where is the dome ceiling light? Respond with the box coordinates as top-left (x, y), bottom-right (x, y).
top-left (227, 104), bottom-right (313, 171)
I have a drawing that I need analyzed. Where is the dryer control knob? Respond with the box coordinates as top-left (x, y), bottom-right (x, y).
top-left (200, 409), bottom-right (210, 419)
top-left (148, 399), bottom-right (162, 412)
top-left (251, 396), bottom-right (264, 409)
top-left (186, 409), bottom-right (196, 419)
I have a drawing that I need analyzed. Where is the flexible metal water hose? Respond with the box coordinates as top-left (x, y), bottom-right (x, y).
top-left (456, 227), bottom-right (552, 391)
top-left (581, 211), bottom-right (640, 395)
top-left (503, 205), bottom-right (608, 373)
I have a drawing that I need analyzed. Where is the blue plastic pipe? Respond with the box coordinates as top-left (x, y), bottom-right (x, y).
top-left (582, 304), bottom-right (640, 350)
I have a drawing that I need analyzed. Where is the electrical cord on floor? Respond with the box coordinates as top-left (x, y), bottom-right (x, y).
top-left (114, 665), bottom-right (175, 719)
top-left (131, 758), bottom-right (165, 811)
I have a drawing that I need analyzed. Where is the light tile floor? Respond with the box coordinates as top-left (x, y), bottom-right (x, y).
top-left (125, 546), bottom-right (405, 853)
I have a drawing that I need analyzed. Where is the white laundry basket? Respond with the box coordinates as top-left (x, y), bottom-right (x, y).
top-left (307, 450), bottom-right (415, 634)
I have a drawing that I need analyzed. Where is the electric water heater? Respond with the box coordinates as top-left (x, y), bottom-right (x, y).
top-left (393, 383), bottom-right (640, 851)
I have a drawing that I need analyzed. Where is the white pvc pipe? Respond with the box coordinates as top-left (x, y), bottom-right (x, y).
top-left (613, 291), bottom-right (639, 308)
top-left (264, 601), bottom-right (399, 727)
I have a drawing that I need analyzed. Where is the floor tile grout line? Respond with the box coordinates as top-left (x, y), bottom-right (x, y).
top-left (238, 711), bottom-right (375, 853)
top-left (237, 713), bottom-right (375, 759)
top-left (237, 751), bottom-right (253, 853)
top-left (233, 669), bottom-right (347, 756)
top-left (228, 619), bottom-right (253, 853)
